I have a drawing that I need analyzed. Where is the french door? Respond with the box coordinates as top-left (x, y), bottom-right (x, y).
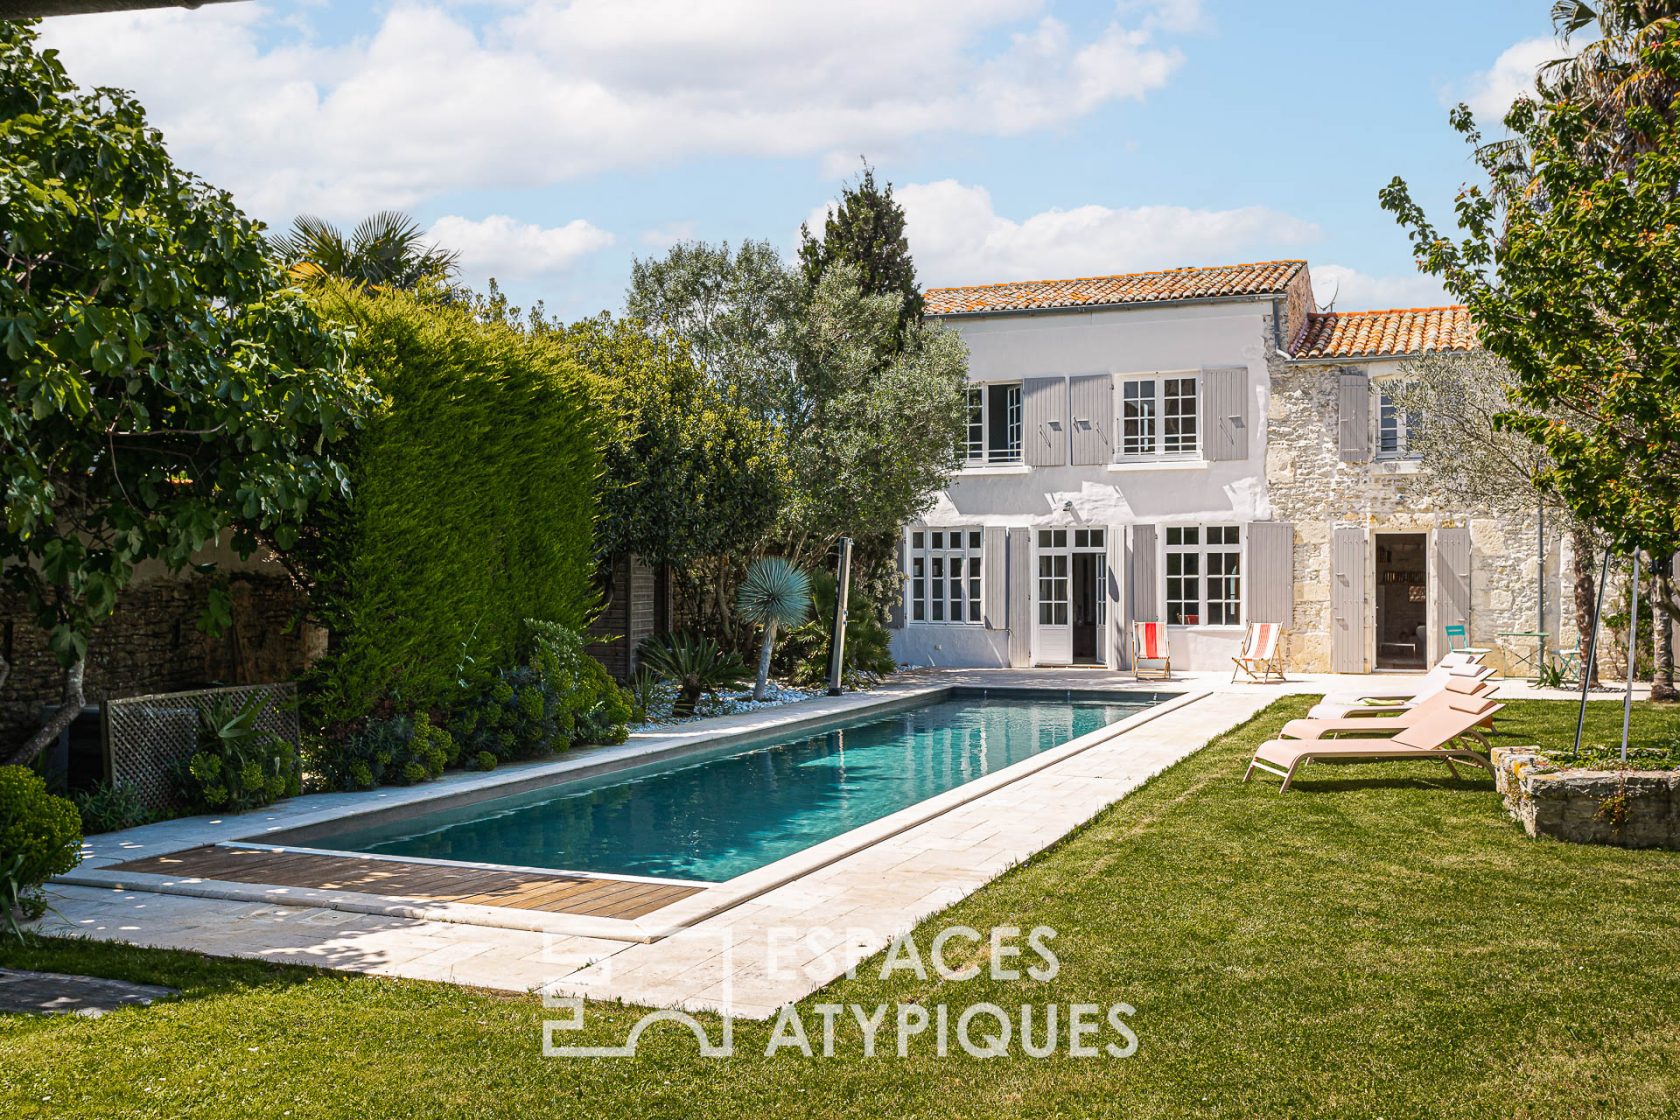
top-left (1036, 529), bottom-right (1072, 664)
top-left (1034, 528), bottom-right (1107, 665)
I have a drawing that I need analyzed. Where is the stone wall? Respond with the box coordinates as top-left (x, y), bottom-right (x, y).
top-left (1493, 746), bottom-right (1680, 849)
top-left (2, 558), bottom-right (318, 748)
top-left (1265, 356), bottom-right (1570, 672)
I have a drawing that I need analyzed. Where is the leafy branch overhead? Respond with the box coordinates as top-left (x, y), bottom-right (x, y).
top-left (1379, 10), bottom-right (1680, 559)
top-left (0, 22), bottom-right (376, 764)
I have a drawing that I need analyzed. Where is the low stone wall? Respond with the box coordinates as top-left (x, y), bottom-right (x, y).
top-left (1492, 746), bottom-right (1680, 850)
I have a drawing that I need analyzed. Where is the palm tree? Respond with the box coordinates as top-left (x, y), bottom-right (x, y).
top-left (736, 557), bottom-right (812, 701)
top-left (1538, 2), bottom-right (1680, 161)
top-left (269, 210), bottom-right (459, 289)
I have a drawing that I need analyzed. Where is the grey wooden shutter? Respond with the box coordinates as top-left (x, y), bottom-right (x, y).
top-left (1069, 374), bottom-right (1112, 466)
top-left (1435, 526), bottom-right (1472, 634)
top-left (1023, 377), bottom-right (1066, 467)
top-left (1127, 524), bottom-right (1159, 623)
top-left (1202, 366), bottom-right (1249, 461)
top-left (1331, 526), bottom-right (1366, 672)
top-left (1007, 528), bottom-right (1032, 666)
top-left (1106, 525), bottom-right (1126, 667)
top-left (982, 526), bottom-right (1007, 629)
top-left (1337, 368), bottom-right (1370, 462)
top-left (888, 533), bottom-right (906, 628)
top-left (1247, 521), bottom-right (1293, 625)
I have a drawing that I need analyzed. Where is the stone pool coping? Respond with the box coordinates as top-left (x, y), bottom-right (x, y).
top-left (58, 679), bottom-right (1196, 943)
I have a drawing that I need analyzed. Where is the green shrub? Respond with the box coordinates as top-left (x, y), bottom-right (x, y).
top-left (305, 712), bottom-right (457, 792)
top-left (637, 633), bottom-right (749, 717)
top-left (626, 666), bottom-right (674, 723)
top-left (777, 570), bottom-right (896, 689)
top-left (300, 287), bottom-right (602, 722)
top-left (528, 619), bottom-right (633, 745)
top-left (451, 666), bottom-right (565, 763)
top-left (172, 696), bottom-right (302, 813)
top-left (72, 782), bottom-right (153, 835)
top-left (0, 765), bottom-right (83, 928)
top-left (470, 750), bottom-right (498, 772)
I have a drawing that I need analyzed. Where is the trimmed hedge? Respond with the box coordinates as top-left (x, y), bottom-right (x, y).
top-left (304, 288), bottom-right (602, 720)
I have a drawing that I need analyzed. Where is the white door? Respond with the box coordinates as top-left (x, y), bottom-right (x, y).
top-left (1035, 528), bottom-right (1072, 664)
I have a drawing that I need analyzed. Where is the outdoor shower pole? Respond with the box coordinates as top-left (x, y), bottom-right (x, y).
top-left (1573, 548), bottom-right (1613, 758)
top-left (1621, 552), bottom-right (1640, 762)
top-left (826, 536), bottom-right (853, 697)
top-left (1537, 501), bottom-right (1546, 665)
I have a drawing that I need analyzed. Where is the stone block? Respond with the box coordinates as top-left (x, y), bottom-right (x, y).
top-left (1492, 746), bottom-right (1680, 850)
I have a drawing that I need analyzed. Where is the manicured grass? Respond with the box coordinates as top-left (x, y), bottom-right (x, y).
top-left (4, 697), bottom-right (1679, 1119)
top-left (1489, 694), bottom-right (1680, 769)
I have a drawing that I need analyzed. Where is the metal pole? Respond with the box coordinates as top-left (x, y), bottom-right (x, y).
top-left (826, 537), bottom-right (853, 696)
top-left (1572, 548), bottom-right (1613, 759)
top-left (1537, 501), bottom-right (1547, 665)
top-left (1621, 552), bottom-right (1640, 762)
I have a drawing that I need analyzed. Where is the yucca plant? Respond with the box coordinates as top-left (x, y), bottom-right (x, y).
top-left (637, 634), bottom-right (749, 717)
top-left (736, 557), bottom-right (813, 701)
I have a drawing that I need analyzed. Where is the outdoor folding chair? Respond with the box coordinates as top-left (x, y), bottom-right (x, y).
top-left (1230, 622), bottom-right (1287, 683)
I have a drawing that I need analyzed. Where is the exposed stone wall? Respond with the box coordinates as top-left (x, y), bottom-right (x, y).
top-left (1494, 746), bottom-right (1680, 849)
top-left (2, 563), bottom-right (318, 747)
top-left (1265, 356), bottom-right (1569, 671)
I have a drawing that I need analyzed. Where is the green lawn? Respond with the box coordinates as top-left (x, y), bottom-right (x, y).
top-left (1491, 693), bottom-right (1680, 768)
top-left (3, 697), bottom-right (1678, 1119)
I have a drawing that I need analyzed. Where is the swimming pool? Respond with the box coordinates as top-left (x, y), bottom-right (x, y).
top-left (292, 694), bottom-right (1153, 883)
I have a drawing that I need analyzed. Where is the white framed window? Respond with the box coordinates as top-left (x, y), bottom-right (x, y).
top-left (964, 383), bottom-right (1023, 464)
top-left (1164, 524), bottom-right (1241, 626)
top-left (1376, 384), bottom-right (1421, 459)
top-left (909, 528), bottom-right (983, 623)
top-left (1119, 375), bottom-right (1199, 459)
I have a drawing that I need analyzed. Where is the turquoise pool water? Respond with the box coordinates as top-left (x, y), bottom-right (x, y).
top-left (302, 694), bottom-right (1151, 883)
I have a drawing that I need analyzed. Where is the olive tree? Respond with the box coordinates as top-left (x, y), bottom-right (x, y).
top-left (1391, 351), bottom-right (1605, 682)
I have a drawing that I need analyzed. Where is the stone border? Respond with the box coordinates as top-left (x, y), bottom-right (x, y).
top-left (1492, 746), bottom-right (1680, 849)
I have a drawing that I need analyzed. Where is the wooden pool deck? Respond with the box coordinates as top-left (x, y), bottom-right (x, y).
top-left (108, 846), bottom-right (703, 921)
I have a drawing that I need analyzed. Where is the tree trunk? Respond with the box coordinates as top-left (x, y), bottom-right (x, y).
top-left (1571, 524), bottom-right (1600, 686)
top-left (1653, 559), bottom-right (1677, 702)
top-left (7, 658), bottom-right (86, 768)
top-left (753, 619), bottom-right (778, 702)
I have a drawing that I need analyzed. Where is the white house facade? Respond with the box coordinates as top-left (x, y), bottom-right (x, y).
top-left (887, 259), bottom-right (1545, 674)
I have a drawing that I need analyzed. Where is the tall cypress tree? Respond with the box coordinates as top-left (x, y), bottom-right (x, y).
top-left (798, 162), bottom-right (923, 338)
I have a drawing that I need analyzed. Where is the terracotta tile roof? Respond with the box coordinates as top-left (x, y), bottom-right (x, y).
top-left (923, 260), bottom-right (1307, 316)
top-left (1290, 306), bottom-right (1476, 360)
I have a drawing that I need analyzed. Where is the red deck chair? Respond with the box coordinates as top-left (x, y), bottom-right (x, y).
top-left (1231, 622), bottom-right (1286, 683)
top-left (1131, 621), bottom-right (1171, 680)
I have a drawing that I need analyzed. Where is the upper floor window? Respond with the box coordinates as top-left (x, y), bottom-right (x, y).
top-left (909, 528), bottom-right (982, 623)
top-left (1120, 375), bottom-right (1199, 459)
top-left (965, 383), bottom-right (1023, 465)
top-left (1377, 384), bottom-right (1421, 459)
top-left (1164, 524), bottom-right (1241, 626)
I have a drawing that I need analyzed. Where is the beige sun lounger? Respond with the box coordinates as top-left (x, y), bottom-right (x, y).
top-left (1280, 677), bottom-right (1497, 740)
top-left (1245, 695), bottom-right (1503, 791)
top-left (1307, 661), bottom-right (1495, 720)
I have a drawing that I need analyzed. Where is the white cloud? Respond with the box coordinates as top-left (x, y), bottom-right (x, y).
top-left (39, 2), bottom-right (1191, 221)
top-left (638, 220), bottom-right (697, 249)
top-left (1309, 264), bottom-right (1448, 312)
top-left (879, 179), bottom-right (1319, 287)
top-left (1458, 36), bottom-right (1578, 123)
top-left (427, 214), bottom-right (614, 283)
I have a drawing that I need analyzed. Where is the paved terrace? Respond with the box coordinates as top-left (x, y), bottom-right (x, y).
top-left (31, 669), bottom-right (1645, 1017)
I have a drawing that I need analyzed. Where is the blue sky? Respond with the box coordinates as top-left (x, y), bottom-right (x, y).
top-left (40, 0), bottom-right (1558, 321)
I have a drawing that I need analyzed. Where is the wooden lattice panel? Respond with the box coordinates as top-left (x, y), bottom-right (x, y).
top-left (103, 683), bottom-right (300, 813)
